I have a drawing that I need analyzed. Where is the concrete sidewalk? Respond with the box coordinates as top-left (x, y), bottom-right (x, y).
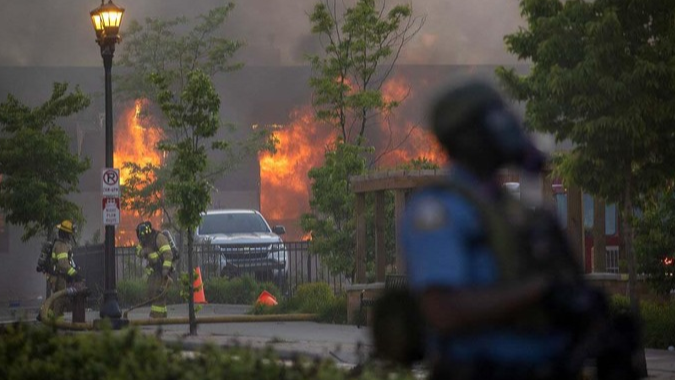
top-left (645, 349), bottom-right (675, 380)
top-left (3, 303), bottom-right (675, 379)
top-left (120, 303), bottom-right (372, 365)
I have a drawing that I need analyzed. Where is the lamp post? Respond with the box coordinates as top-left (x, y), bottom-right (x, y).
top-left (90, 0), bottom-right (127, 327)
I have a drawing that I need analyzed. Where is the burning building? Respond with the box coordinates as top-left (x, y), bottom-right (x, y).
top-left (0, 63), bottom-right (527, 304)
top-left (114, 99), bottom-right (164, 245)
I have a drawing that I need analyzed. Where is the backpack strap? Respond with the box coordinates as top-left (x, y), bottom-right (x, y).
top-left (423, 180), bottom-right (528, 283)
top-left (151, 230), bottom-right (161, 252)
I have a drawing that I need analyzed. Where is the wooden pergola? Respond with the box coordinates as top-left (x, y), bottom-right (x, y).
top-left (349, 168), bottom-right (583, 285)
top-left (350, 169), bottom-right (448, 284)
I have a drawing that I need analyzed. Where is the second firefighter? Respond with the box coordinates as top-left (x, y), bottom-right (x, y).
top-left (135, 221), bottom-right (173, 318)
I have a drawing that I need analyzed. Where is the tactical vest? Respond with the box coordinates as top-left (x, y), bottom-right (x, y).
top-left (428, 180), bottom-right (583, 284)
top-left (426, 180), bottom-right (586, 333)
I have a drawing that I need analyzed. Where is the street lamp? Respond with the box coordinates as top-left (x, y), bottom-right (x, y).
top-left (90, 0), bottom-right (127, 328)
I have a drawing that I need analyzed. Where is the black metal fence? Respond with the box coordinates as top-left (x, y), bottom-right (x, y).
top-left (73, 244), bottom-right (105, 308)
top-left (76, 241), bottom-right (349, 305)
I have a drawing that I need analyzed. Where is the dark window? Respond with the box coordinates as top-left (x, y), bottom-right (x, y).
top-left (554, 193), bottom-right (567, 229)
top-left (605, 203), bottom-right (617, 235)
top-left (580, 193), bottom-right (618, 236)
top-left (583, 193), bottom-right (594, 229)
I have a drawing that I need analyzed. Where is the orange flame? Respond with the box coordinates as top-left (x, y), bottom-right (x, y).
top-left (258, 76), bottom-right (446, 240)
top-left (114, 99), bottom-right (164, 245)
top-left (376, 75), bottom-right (447, 167)
top-left (259, 106), bottom-right (335, 240)
top-left (382, 75), bottom-right (410, 107)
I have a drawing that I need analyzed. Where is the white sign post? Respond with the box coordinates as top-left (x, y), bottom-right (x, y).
top-left (102, 168), bottom-right (120, 226)
top-left (103, 198), bottom-right (120, 225)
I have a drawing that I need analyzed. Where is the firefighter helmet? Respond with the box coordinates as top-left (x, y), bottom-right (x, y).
top-left (57, 220), bottom-right (76, 235)
top-left (136, 221), bottom-right (153, 241)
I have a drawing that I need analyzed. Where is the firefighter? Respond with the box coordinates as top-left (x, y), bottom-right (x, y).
top-left (135, 221), bottom-right (173, 318)
top-left (48, 219), bottom-right (81, 318)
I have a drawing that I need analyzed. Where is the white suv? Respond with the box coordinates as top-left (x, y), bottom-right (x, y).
top-left (195, 209), bottom-right (288, 280)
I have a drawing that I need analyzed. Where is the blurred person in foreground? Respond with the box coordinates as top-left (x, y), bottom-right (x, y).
top-left (396, 81), bottom-right (639, 380)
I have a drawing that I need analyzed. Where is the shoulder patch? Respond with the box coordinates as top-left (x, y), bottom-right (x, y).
top-left (412, 197), bottom-right (447, 231)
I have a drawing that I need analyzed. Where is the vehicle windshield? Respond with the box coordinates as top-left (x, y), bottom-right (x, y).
top-left (198, 213), bottom-right (270, 234)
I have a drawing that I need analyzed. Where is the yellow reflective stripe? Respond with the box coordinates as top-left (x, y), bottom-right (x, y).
top-left (158, 244), bottom-right (171, 253)
top-left (56, 252), bottom-right (69, 260)
top-left (67, 268), bottom-right (77, 276)
top-left (148, 252), bottom-right (159, 260)
top-left (163, 260), bottom-right (172, 268)
top-left (151, 305), bottom-right (167, 312)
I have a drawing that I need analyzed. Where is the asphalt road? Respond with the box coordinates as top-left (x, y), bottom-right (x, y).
top-left (125, 303), bottom-right (371, 365)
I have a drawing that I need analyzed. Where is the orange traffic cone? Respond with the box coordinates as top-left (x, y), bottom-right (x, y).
top-left (193, 267), bottom-right (207, 304)
top-left (256, 290), bottom-right (278, 306)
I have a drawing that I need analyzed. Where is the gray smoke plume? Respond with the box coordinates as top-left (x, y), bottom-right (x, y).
top-left (0, 0), bottom-right (524, 67)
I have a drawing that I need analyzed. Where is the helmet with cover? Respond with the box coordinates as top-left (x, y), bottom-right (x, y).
top-left (136, 221), bottom-right (153, 243)
top-left (430, 81), bottom-right (545, 176)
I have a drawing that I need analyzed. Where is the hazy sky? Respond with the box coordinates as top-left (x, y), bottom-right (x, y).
top-left (0, 0), bottom-right (524, 67)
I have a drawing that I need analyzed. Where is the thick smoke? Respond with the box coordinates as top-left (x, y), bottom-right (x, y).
top-left (0, 0), bottom-right (524, 67)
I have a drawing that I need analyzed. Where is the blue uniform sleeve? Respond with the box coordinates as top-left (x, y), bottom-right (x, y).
top-left (401, 189), bottom-right (483, 291)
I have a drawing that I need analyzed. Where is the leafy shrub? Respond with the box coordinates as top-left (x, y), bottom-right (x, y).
top-left (292, 282), bottom-right (335, 314)
top-left (252, 283), bottom-right (348, 324)
top-left (116, 279), bottom-right (148, 307)
top-left (0, 323), bottom-right (416, 380)
top-left (117, 276), bottom-right (281, 307)
top-left (117, 278), bottom-right (184, 307)
top-left (318, 293), bottom-right (348, 324)
top-left (641, 301), bottom-right (675, 349)
top-left (203, 276), bottom-right (280, 305)
top-left (609, 295), bottom-right (675, 349)
top-left (608, 294), bottom-right (632, 317)
top-left (0, 324), bottom-right (183, 380)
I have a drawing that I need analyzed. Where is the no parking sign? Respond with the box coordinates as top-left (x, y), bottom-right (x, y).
top-left (101, 168), bottom-right (120, 226)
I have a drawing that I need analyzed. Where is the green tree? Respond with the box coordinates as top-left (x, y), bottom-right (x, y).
top-left (152, 69), bottom-right (226, 335)
top-left (302, 140), bottom-right (438, 280)
top-left (307, 0), bottom-right (423, 146)
top-left (301, 141), bottom-right (368, 280)
top-left (303, 0), bottom-right (424, 278)
top-left (0, 83), bottom-right (91, 241)
top-left (120, 161), bottom-right (171, 224)
top-left (117, 5), bottom-right (273, 231)
top-left (117, 4), bottom-right (244, 102)
top-left (635, 185), bottom-right (675, 296)
top-left (497, 0), bottom-right (675, 375)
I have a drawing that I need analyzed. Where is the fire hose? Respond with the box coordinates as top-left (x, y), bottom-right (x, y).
top-left (38, 280), bottom-right (318, 331)
top-left (122, 276), bottom-right (173, 319)
top-left (39, 282), bottom-right (92, 330)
